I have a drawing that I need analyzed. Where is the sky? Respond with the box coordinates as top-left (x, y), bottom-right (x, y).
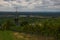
top-left (0, 0), bottom-right (60, 12)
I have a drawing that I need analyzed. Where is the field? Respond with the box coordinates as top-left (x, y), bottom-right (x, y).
top-left (0, 17), bottom-right (60, 40)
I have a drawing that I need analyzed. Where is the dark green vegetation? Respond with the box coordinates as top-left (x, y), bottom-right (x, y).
top-left (0, 17), bottom-right (60, 40)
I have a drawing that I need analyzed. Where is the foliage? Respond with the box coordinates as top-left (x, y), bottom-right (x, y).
top-left (0, 17), bottom-right (60, 39)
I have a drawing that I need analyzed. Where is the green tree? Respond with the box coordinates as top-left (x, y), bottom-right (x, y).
top-left (1, 20), bottom-right (11, 30)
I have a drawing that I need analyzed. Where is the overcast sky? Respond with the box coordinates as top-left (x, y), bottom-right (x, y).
top-left (0, 0), bottom-right (60, 12)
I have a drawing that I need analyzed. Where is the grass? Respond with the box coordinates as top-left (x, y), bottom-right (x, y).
top-left (0, 30), bottom-right (14, 40)
top-left (0, 30), bottom-right (55, 40)
top-left (0, 30), bottom-right (29, 40)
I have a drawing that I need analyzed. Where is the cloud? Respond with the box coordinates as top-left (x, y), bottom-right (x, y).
top-left (0, 0), bottom-right (60, 11)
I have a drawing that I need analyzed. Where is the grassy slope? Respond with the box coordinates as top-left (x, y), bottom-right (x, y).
top-left (0, 30), bottom-right (14, 40)
top-left (0, 30), bottom-right (26, 40)
top-left (0, 30), bottom-right (55, 40)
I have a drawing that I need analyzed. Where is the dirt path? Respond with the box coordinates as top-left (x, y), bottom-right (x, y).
top-left (13, 32), bottom-right (55, 40)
